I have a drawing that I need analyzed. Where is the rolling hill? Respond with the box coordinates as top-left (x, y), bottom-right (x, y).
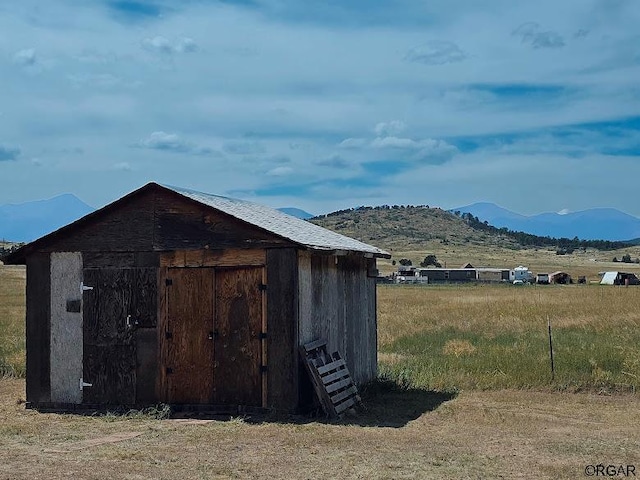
top-left (310, 206), bottom-right (519, 251)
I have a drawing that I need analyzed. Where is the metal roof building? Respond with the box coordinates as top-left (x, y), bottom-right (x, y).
top-left (6, 182), bottom-right (389, 412)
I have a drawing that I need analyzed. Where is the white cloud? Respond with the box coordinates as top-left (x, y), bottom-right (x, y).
top-left (267, 166), bottom-right (293, 176)
top-left (142, 36), bottom-right (198, 55)
top-left (338, 138), bottom-right (368, 149)
top-left (374, 120), bottom-right (406, 137)
top-left (405, 41), bottom-right (467, 65)
top-left (13, 48), bottom-right (37, 66)
top-left (113, 162), bottom-right (132, 171)
top-left (371, 136), bottom-right (419, 149)
top-left (138, 132), bottom-right (214, 156)
top-left (512, 22), bottom-right (565, 49)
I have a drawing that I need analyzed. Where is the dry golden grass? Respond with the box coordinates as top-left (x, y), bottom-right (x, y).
top-left (378, 284), bottom-right (640, 392)
top-left (1, 377), bottom-right (639, 479)
top-left (2, 262), bottom-right (640, 478)
top-left (0, 265), bottom-right (25, 377)
top-left (377, 283), bottom-right (640, 345)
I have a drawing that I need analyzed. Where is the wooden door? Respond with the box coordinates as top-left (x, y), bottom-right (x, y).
top-left (165, 267), bottom-right (215, 404)
top-left (82, 268), bottom-right (156, 404)
top-left (214, 267), bottom-right (263, 406)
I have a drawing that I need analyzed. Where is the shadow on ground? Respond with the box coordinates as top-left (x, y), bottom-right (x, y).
top-left (346, 380), bottom-right (457, 427)
top-left (169, 380), bottom-right (457, 428)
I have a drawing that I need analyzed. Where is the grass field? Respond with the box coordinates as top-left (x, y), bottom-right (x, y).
top-left (2, 264), bottom-right (640, 478)
top-left (377, 284), bottom-right (640, 393)
top-left (0, 265), bottom-right (25, 377)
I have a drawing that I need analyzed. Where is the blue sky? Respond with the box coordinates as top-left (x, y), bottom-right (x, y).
top-left (1, 0), bottom-right (639, 216)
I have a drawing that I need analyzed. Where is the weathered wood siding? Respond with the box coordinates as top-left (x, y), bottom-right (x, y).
top-left (298, 253), bottom-right (377, 388)
top-left (50, 252), bottom-right (83, 404)
top-left (153, 190), bottom-right (290, 251)
top-left (163, 267), bottom-right (215, 404)
top-left (41, 190), bottom-right (156, 253)
top-left (26, 253), bottom-right (51, 404)
top-left (82, 267), bottom-right (158, 404)
top-left (265, 248), bottom-right (298, 411)
top-left (214, 267), bottom-right (263, 406)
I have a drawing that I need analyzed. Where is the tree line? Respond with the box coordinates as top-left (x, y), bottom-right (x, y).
top-left (454, 211), bottom-right (627, 252)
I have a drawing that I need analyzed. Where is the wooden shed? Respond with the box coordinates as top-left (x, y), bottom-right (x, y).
top-left (5, 183), bottom-right (390, 412)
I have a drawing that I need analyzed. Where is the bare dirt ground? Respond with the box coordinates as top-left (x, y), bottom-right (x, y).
top-left (2, 378), bottom-right (638, 479)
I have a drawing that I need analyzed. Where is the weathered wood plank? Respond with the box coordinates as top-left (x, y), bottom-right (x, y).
top-left (83, 345), bottom-right (136, 404)
top-left (334, 396), bottom-right (357, 414)
top-left (330, 385), bottom-right (357, 404)
top-left (321, 368), bottom-right (351, 385)
top-left (325, 377), bottom-right (353, 394)
top-left (83, 269), bottom-right (135, 346)
top-left (266, 248), bottom-right (298, 411)
top-left (214, 267), bottom-right (262, 407)
top-left (297, 251), bottom-right (313, 345)
top-left (50, 252), bottom-right (83, 404)
top-left (25, 253), bottom-right (51, 404)
top-left (156, 266), bottom-right (168, 402)
top-left (160, 248), bottom-right (266, 268)
top-left (302, 339), bottom-right (327, 353)
top-left (316, 358), bottom-right (347, 375)
top-left (135, 328), bottom-right (157, 404)
top-left (44, 190), bottom-right (156, 253)
top-left (153, 190), bottom-right (291, 251)
top-left (166, 267), bottom-right (215, 404)
top-left (83, 252), bottom-right (160, 268)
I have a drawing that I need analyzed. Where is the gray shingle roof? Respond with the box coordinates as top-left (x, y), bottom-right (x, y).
top-left (164, 184), bottom-right (390, 258)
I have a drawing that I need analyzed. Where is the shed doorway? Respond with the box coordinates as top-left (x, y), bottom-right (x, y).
top-left (164, 266), bottom-right (264, 406)
top-left (82, 267), bottom-right (157, 405)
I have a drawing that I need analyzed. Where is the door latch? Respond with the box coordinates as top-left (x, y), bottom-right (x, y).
top-left (80, 282), bottom-right (94, 293)
top-left (126, 315), bottom-right (139, 328)
top-left (79, 378), bottom-right (93, 391)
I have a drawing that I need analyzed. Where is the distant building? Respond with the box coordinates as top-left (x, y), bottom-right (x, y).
top-left (600, 272), bottom-right (640, 285)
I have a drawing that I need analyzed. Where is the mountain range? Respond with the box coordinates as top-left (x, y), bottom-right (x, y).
top-left (2, 193), bottom-right (639, 244)
top-left (452, 202), bottom-right (640, 242)
top-left (0, 194), bottom-right (95, 243)
top-left (0, 195), bottom-right (314, 243)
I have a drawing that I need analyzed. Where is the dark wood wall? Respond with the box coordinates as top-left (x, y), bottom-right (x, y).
top-left (153, 190), bottom-right (290, 251)
top-left (265, 248), bottom-right (298, 411)
top-left (25, 253), bottom-right (51, 404)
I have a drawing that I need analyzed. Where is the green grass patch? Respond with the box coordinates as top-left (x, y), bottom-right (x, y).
top-left (380, 325), bottom-right (640, 393)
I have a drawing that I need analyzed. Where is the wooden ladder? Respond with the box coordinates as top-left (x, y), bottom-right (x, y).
top-left (300, 339), bottom-right (362, 418)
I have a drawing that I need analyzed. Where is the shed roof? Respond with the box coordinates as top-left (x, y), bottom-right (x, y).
top-left (162, 184), bottom-right (390, 257)
top-left (4, 182), bottom-right (390, 263)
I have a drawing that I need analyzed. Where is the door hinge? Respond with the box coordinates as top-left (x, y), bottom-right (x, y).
top-left (259, 283), bottom-right (267, 291)
top-left (80, 282), bottom-right (94, 293)
top-left (260, 365), bottom-right (268, 373)
top-left (259, 332), bottom-right (267, 339)
top-left (165, 278), bottom-right (173, 286)
top-left (79, 378), bottom-right (93, 391)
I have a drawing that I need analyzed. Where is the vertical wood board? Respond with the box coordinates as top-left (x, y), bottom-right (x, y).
top-left (265, 248), bottom-right (298, 411)
top-left (50, 252), bottom-right (83, 404)
top-left (214, 267), bottom-right (263, 406)
top-left (25, 253), bottom-right (51, 404)
top-left (166, 267), bottom-right (215, 404)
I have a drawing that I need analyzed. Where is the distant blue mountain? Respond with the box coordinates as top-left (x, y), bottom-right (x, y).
top-left (0, 194), bottom-right (95, 243)
top-left (452, 202), bottom-right (640, 241)
top-left (277, 207), bottom-right (314, 219)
